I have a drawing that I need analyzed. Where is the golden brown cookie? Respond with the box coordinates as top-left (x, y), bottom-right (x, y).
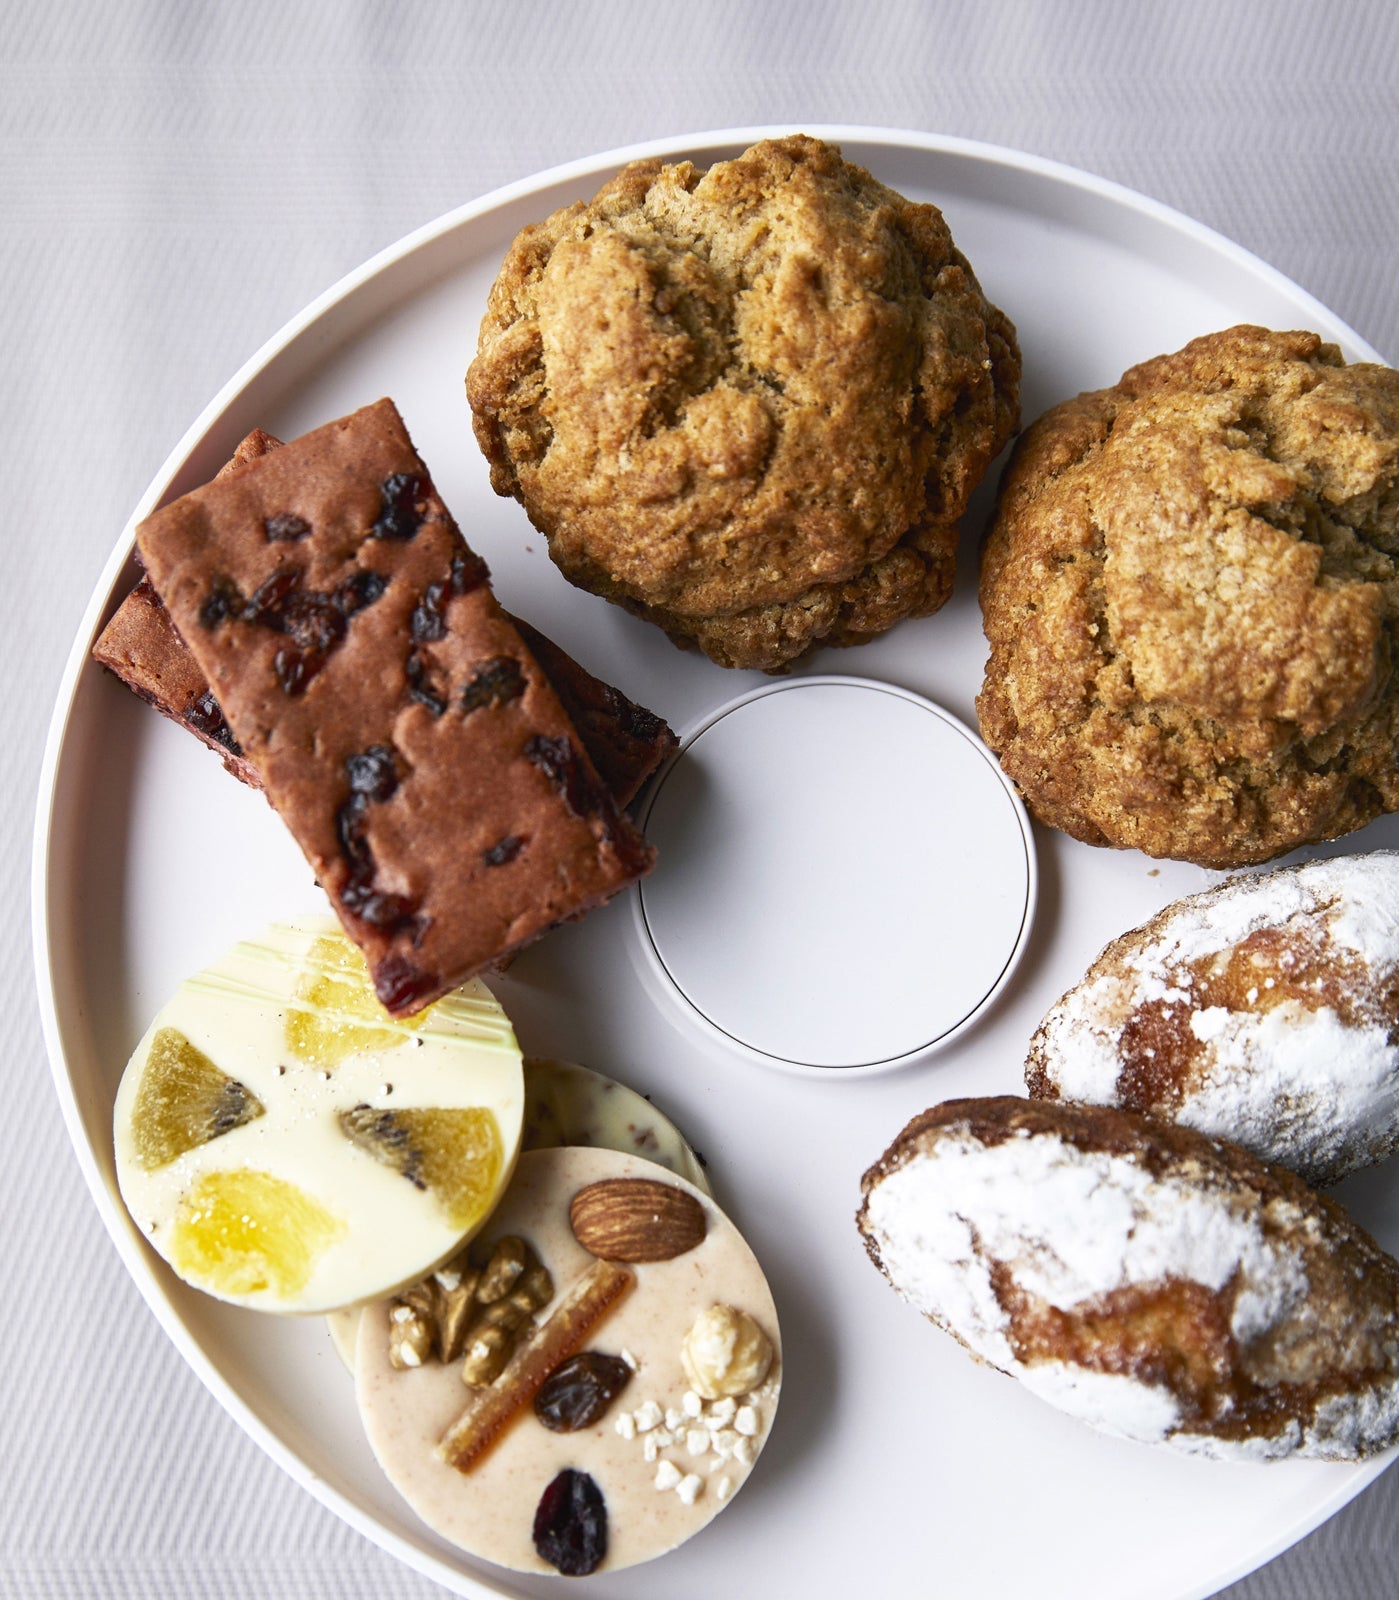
top-left (977, 326), bottom-right (1399, 866)
top-left (468, 135), bottom-right (1020, 671)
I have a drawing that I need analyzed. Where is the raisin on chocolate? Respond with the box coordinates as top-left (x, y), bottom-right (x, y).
top-left (263, 512), bottom-right (310, 542)
top-left (461, 657), bottom-right (526, 714)
top-left (534, 1352), bottom-right (633, 1432)
top-left (371, 472), bottom-right (425, 541)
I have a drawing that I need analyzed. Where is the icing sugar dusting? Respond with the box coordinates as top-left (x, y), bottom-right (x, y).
top-left (1183, 1005), bottom-right (1399, 1178)
top-left (1134, 855), bottom-right (1399, 971)
top-left (1032, 853), bottom-right (1399, 1184)
top-left (1018, 1362), bottom-right (1182, 1440)
top-left (864, 1128), bottom-right (1309, 1446)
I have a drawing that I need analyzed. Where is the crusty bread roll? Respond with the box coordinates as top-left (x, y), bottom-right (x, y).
top-left (857, 1096), bottom-right (1399, 1460)
top-left (1027, 852), bottom-right (1399, 1186)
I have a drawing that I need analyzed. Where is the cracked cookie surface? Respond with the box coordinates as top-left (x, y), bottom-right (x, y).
top-left (469, 134), bottom-right (1020, 671)
top-left (977, 326), bottom-right (1399, 866)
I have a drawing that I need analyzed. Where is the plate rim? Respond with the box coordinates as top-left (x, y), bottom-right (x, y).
top-left (31, 122), bottom-right (1394, 1599)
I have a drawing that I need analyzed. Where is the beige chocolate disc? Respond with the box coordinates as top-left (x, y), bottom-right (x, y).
top-left (355, 1146), bottom-right (780, 1576)
top-left (326, 1058), bottom-right (711, 1366)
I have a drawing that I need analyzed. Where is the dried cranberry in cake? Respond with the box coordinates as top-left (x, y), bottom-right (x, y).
top-left (371, 472), bottom-right (427, 541)
top-left (344, 745), bottom-right (400, 802)
top-left (264, 512), bottom-right (310, 542)
top-left (410, 581), bottom-right (449, 642)
top-left (450, 548), bottom-right (490, 596)
top-left (184, 687), bottom-right (241, 755)
top-left (335, 743), bottom-right (423, 936)
top-left (90, 576), bottom-right (264, 787)
top-left (510, 616), bottom-right (677, 807)
top-left (135, 398), bottom-right (655, 1015)
top-left (199, 575), bottom-right (244, 629)
top-left (461, 657), bottom-right (526, 713)
top-left (403, 648), bottom-right (448, 717)
top-left (483, 836), bottom-right (525, 867)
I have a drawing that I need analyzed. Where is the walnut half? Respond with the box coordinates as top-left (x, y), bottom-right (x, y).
top-left (388, 1253), bottom-right (482, 1369)
top-left (386, 1235), bottom-right (554, 1378)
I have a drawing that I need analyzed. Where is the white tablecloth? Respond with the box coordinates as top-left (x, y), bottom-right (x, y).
top-left (10, 1), bottom-right (1398, 1594)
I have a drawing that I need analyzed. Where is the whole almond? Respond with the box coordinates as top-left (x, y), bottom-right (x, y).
top-left (569, 1177), bottom-right (707, 1262)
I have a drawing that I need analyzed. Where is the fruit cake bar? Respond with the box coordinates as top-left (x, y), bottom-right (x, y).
top-left (96, 432), bottom-right (676, 808)
top-left (134, 397), bottom-right (656, 1016)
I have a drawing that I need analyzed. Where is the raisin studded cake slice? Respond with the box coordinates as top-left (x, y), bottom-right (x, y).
top-left (96, 433), bottom-right (676, 810)
top-left (135, 398), bottom-right (655, 1015)
top-left (93, 574), bottom-right (261, 785)
top-left (93, 429), bottom-right (288, 785)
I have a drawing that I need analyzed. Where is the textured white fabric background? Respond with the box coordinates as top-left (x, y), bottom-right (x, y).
top-left (10, 0), bottom-right (1399, 1594)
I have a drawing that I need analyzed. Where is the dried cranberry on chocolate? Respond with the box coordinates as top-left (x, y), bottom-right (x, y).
top-left (461, 657), bottom-right (525, 714)
top-left (263, 512), bottom-right (310, 542)
top-left (532, 1468), bottom-right (608, 1576)
top-left (371, 472), bottom-right (425, 541)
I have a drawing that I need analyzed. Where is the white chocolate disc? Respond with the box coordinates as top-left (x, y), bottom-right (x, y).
top-left (114, 920), bottom-right (524, 1313)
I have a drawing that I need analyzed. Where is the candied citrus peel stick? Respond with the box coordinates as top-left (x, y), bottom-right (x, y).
top-left (437, 1258), bottom-right (635, 1472)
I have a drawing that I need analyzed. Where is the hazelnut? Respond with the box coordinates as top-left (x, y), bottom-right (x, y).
top-left (680, 1303), bottom-right (774, 1399)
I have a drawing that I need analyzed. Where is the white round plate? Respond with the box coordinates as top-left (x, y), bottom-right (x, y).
top-left (33, 126), bottom-right (1399, 1600)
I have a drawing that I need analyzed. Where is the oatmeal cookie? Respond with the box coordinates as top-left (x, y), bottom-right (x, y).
top-left (977, 326), bottom-right (1399, 866)
top-left (468, 134), bottom-right (1019, 671)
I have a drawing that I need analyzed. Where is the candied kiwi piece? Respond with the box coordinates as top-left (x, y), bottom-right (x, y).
top-left (337, 1105), bottom-right (504, 1230)
top-left (285, 932), bottom-right (412, 1068)
top-left (131, 1027), bottom-right (265, 1170)
top-left (168, 1168), bottom-right (346, 1298)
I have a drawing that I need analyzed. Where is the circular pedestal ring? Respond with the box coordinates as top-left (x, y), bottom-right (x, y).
top-left (633, 676), bottom-right (1037, 1076)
